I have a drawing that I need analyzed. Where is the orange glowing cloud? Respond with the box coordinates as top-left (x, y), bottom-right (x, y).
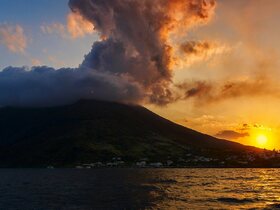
top-left (41, 12), bottom-right (94, 39)
top-left (67, 12), bottom-right (94, 39)
top-left (0, 24), bottom-right (27, 53)
top-left (157, 0), bottom-right (217, 72)
top-left (178, 75), bottom-right (279, 106)
top-left (162, 0), bottom-right (216, 41)
top-left (178, 41), bottom-right (231, 66)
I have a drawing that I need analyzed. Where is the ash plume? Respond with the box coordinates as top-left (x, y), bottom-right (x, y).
top-left (0, 0), bottom-right (216, 107)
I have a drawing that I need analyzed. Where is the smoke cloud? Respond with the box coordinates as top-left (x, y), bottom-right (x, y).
top-left (179, 40), bottom-right (230, 65)
top-left (0, 0), bottom-right (216, 107)
top-left (178, 74), bottom-right (279, 106)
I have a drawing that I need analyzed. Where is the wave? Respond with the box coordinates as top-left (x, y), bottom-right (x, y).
top-left (149, 178), bottom-right (178, 184)
top-left (263, 203), bottom-right (280, 209)
top-left (217, 197), bottom-right (259, 204)
top-left (222, 176), bottom-right (258, 181)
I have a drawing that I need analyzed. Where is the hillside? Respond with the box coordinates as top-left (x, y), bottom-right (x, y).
top-left (0, 100), bottom-right (260, 167)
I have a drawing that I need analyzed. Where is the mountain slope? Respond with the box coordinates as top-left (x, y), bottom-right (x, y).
top-left (0, 100), bottom-right (257, 167)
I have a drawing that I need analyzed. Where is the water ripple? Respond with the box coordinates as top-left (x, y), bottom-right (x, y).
top-left (0, 168), bottom-right (279, 209)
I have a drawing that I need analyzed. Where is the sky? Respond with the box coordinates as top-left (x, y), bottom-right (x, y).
top-left (1, 0), bottom-right (280, 149)
top-left (0, 0), bottom-right (95, 68)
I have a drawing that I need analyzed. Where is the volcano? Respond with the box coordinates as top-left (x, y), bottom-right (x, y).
top-left (0, 100), bottom-right (258, 167)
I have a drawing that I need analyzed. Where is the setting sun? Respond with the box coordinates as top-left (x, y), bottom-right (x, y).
top-left (256, 134), bottom-right (268, 148)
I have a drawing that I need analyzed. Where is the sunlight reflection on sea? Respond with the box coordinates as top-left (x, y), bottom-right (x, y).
top-left (0, 169), bottom-right (279, 209)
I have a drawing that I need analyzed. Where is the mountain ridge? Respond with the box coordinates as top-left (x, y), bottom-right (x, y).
top-left (0, 99), bottom-right (261, 167)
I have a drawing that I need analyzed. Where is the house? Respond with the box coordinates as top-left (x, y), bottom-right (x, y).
top-left (149, 162), bottom-right (163, 168)
top-left (166, 160), bottom-right (173, 166)
top-left (136, 161), bottom-right (146, 167)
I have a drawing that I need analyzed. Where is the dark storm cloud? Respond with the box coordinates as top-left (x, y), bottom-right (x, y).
top-left (0, 66), bottom-right (143, 107)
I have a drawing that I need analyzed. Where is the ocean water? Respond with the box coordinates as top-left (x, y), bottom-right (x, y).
top-left (0, 169), bottom-right (279, 210)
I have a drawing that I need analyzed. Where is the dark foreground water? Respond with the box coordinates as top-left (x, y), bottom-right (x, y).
top-left (0, 169), bottom-right (280, 210)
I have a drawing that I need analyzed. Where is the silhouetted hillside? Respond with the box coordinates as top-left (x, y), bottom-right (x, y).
top-left (0, 100), bottom-right (258, 167)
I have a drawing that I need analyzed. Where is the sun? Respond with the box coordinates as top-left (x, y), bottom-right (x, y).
top-left (256, 134), bottom-right (268, 147)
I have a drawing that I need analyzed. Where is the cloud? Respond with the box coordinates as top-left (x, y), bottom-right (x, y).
top-left (69, 0), bottom-right (217, 105)
top-left (240, 123), bottom-right (250, 131)
top-left (41, 12), bottom-right (94, 39)
top-left (41, 23), bottom-right (67, 38)
top-left (179, 41), bottom-right (230, 66)
top-left (177, 74), bottom-right (279, 106)
top-left (183, 81), bottom-right (213, 98)
top-left (67, 12), bottom-right (94, 38)
top-left (215, 130), bottom-right (249, 139)
top-left (0, 0), bottom-right (217, 107)
top-left (181, 41), bottom-right (212, 55)
top-left (0, 66), bottom-right (143, 107)
top-left (185, 114), bottom-right (225, 129)
top-left (31, 58), bottom-right (41, 66)
top-left (3, 0), bottom-right (278, 109)
top-left (0, 24), bottom-right (27, 53)
top-left (48, 56), bottom-right (65, 67)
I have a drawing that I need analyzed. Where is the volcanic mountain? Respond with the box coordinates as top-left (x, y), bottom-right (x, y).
top-left (0, 100), bottom-right (258, 167)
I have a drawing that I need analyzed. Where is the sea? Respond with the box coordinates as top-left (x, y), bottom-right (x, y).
top-left (0, 168), bottom-right (279, 210)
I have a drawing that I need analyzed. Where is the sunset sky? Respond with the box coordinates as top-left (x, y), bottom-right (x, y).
top-left (1, 0), bottom-right (280, 149)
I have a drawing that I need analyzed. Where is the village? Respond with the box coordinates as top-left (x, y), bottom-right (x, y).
top-left (68, 149), bottom-right (280, 169)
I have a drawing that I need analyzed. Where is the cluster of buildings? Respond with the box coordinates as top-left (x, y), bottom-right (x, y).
top-left (73, 155), bottom-right (219, 168)
top-left (76, 157), bottom-right (125, 168)
top-left (67, 150), bottom-right (280, 169)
